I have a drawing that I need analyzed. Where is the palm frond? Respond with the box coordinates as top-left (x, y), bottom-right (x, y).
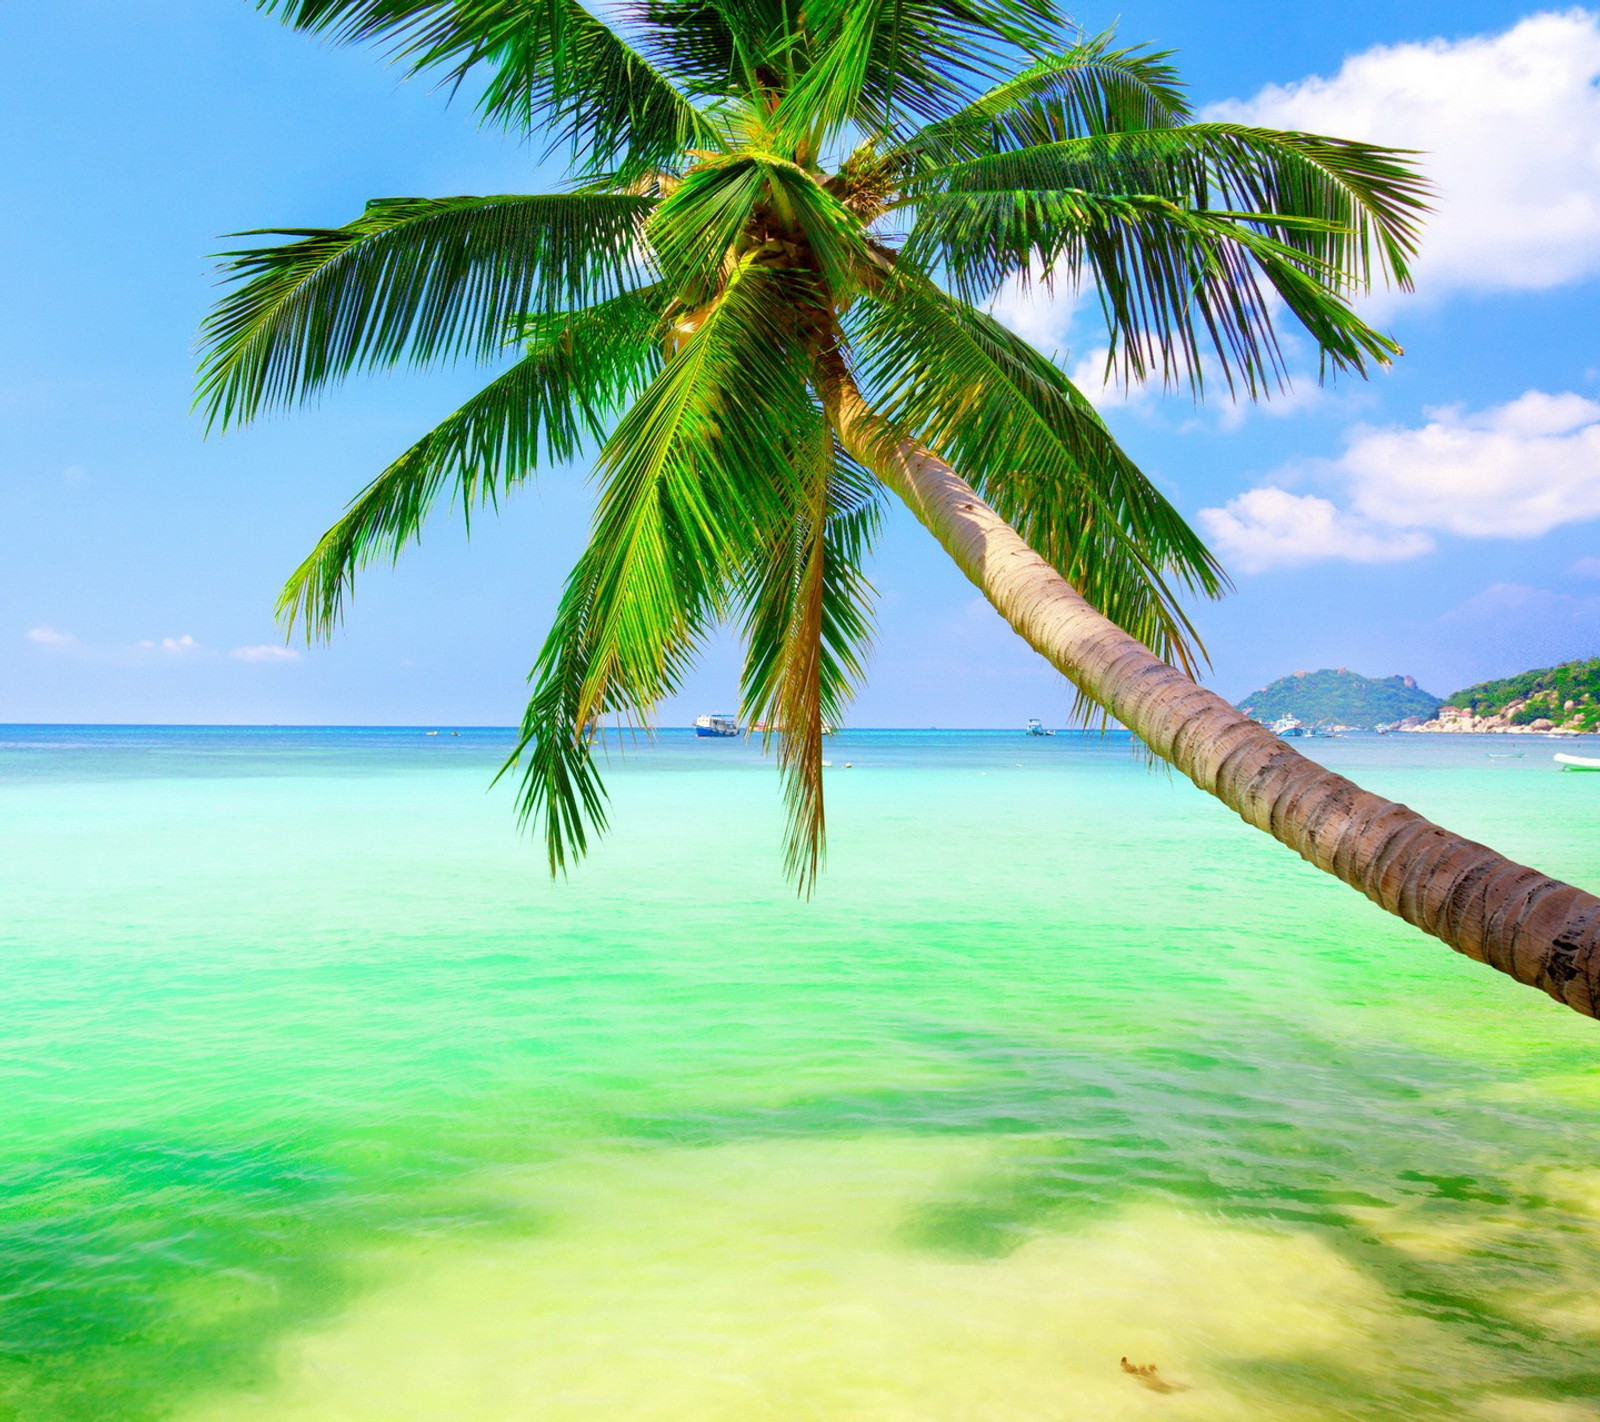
top-left (646, 157), bottom-right (768, 303)
top-left (764, 0), bottom-right (1068, 152)
top-left (760, 159), bottom-right (876, 296)
top-left (504, 258), bottom-right (821, 870)
top-left (847, 267), bottom-right (1226, 677)
top-left (254, 0), bottom-right (720, 173)
top-left (907, 188), bottom-right (1404, 393)
top-left (739, 425), bottom-right (879, 890)
top-left (199, 193), bottom-right (652, 428)
top-left (916, 123), bottom-right (1427, 288)
top-left (637, 1), bottom-right (795, 98)
top-left (279, 287), bottom-right (667, 640)
top-left (883, 33), bottom-right (1189, 170)
top-left (496, 562), bottom-right (615, 875)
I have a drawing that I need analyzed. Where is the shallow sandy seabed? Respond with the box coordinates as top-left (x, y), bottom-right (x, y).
top-left (172, 1137), bottom-right (1590, 1422)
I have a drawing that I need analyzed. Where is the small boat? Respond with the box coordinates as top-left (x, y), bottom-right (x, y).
top-left (1555, 752), bottom-right (1600, 772)
top-left (1486, 753), bottom-right (1524, 759)
top-left (693, 713), bottom-right (741, 738)
top-left (1270, 716), bottom-right (1308, 738)
top-left (1024, 718), bottom-right (1054, 737)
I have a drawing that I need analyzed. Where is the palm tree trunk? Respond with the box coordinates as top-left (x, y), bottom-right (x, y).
top-left (821, 366), bottom-right (1600, 1019)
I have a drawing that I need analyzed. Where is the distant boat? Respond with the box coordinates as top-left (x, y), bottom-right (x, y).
top-left (1270, 716), bottom-right (1308, 738)
top-left (693, 713), bottom-right (741, 738)
top-left (1555, 752), bottom-right (1600, 772)
top-left (1024, 718), bottom-right (1053, 737)
top-left (1487, 753), bottom-right (1524, 759)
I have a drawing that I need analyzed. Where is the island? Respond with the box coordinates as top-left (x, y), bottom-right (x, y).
top-left (1236, 667), bottom-right (1441, 730)
top-left (1409, 657), bottom-right (1600, 734)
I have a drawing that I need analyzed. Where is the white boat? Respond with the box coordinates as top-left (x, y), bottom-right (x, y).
top-left (693, 713), bottom-right (741, 738)
top-left (1270, 716), bottom-right (1308, 738)
top-left (1024, 718), bottom-right (1053, 737)
top-left (1555, 752), bottom-right (1600, 772)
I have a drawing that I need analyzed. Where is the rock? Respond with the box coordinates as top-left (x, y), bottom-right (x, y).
top-left (1531, 718), bottom-right (1555, 731)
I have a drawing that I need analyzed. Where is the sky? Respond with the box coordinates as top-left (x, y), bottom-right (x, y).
top-left (3, 0), bottom-right (1600, 727)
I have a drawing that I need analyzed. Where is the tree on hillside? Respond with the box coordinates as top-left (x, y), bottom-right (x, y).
top-left (200, 0), bottom-right (1600, 1017)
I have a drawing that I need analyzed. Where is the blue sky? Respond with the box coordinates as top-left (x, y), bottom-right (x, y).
top-left (3, 1), bottom-right (1599, 726)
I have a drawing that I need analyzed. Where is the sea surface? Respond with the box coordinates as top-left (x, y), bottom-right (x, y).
top-left (3, 725), bottom-right (1600, 1422)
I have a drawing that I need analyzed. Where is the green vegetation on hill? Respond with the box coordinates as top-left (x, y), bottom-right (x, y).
top-left (1448, 658), bottom-right (1600, 731)
top-left (1237, 668), bottom-right (1441, 729)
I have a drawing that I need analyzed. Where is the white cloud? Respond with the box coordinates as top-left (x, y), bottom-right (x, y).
top-left (1573, 555), bottom-right (1600, 579)
top-left (1341, 391), bottom-right (1600, 538)
top-left (1200, 389), bottom-right (1600, 571)
top-left (138, 634), bottom-right (200, 654)
top-left (230, 644), bottom-right (300, 663)
top-left (1199, 487), bottom-right (1433, 573)
top-left (24, 625), bottom-right (76, 647)
top-left (984, 272), bottom-right (1086, 353)
top-left (1208, 11), bottom-right (1600, 303)
top-left (1212, 380), bottom-right (1328, 432)
top-left (1064, 346), bottom-right (1152, 410)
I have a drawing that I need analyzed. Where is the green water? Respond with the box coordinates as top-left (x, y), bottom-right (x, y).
top-left (3, 726), bottom-right (1599, 1421)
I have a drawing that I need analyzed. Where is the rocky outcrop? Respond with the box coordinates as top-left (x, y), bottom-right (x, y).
top-left (1407, 701), bottom-right (1586, 734)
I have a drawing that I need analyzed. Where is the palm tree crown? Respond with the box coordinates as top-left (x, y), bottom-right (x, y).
top-left (200, 0), bottom-right (1425, 890)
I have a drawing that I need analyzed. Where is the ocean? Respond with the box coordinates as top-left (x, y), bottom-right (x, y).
top-left (3, 725), bottom-right (1599, 1421)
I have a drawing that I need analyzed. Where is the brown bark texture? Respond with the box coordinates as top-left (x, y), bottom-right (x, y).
top-left (824, 371), bottom-right (1600, 1019)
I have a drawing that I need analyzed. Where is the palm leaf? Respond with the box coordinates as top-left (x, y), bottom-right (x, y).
top-left (916, 123), bottom-right (1427, 287)
top-left (279, 287), bottom-right (667, 639)
top-left (760, 158), bottom-right (876, 296)
top-left (637, 1), bottom-right (797, 99)
top-left (764, 0), bottom-right (1067, 153)
top-left (883, 33), bottom-right (1189, 170)
top-left (646, 156), bottom-right (769, 303)
top-left (739, 425), bottom-right (879, 890)
top-left (199, 193), bottom-right (653, 428)
top-left (254, 0), bottom-right (721, 173)
top-left (847, 267), bottom-right (1225, 676)
top-left (504, 258), bottom-right (821, 870)
top-left (908, 188), bottom-right (1402, 391)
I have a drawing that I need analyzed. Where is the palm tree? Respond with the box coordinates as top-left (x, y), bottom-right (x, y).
top-left (201, 0), bottom-right (1600, 1018)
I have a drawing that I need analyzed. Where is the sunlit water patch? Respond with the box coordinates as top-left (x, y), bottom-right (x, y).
top-left (3, 727), bottom-right (1599, 1420)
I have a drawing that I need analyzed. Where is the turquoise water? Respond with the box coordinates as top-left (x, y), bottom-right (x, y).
top-left (3, 725), bottom-right (1600, 1421)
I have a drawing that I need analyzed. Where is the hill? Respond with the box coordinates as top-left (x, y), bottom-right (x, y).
top-left (1446, 658), bottom-right (1600, 732)
top-left (1236, 668), bottom-right (1441, 729)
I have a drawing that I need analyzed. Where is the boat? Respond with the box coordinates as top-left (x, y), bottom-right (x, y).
top-left (1024, 718), bottom-right (1054, 737)
top-left (693, 713), bottom-right (741, 738)
top-left (1270, 716), bottom-right (1308, 738)
top-left (1486, 753), bottom-right (1524, 759)
top-left (1555, 752), bottom-right (1600, 772)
